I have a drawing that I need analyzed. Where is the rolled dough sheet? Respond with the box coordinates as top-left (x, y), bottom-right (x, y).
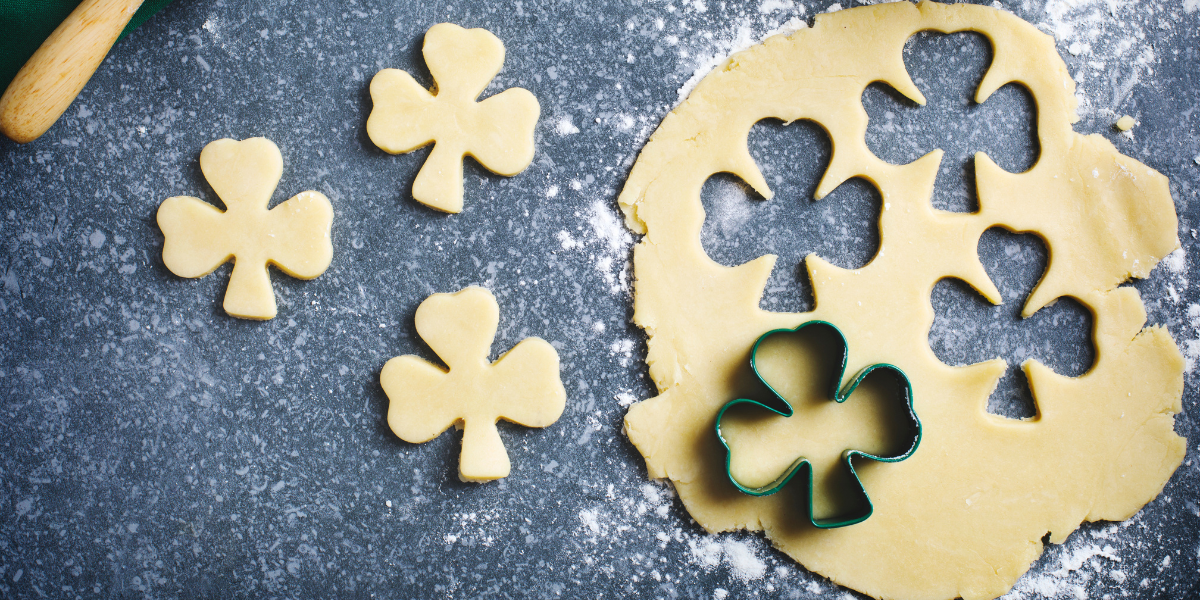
top-left (618, 2), bottom-right (1184, 599)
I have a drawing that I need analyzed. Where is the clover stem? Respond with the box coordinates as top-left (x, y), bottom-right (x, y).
top-left (458, 417), bottom-right (510, 482)
top-left (412, 141), bottom-right (466, 213)
top-left (223, 258), bottom-right (277, 320)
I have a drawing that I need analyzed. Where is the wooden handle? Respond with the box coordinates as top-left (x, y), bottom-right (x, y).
top-left (0, 0), bottom-right (144, 144)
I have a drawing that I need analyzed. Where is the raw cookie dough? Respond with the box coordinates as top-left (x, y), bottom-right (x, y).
top-left (367, 23), bottom-right (540, 214)
top-left (618, 2), bottom-right (1183, 599)
top-left (157, 137), bottom-right (334, 320)
top-left (380, 286), bottom-right (566, 482)
top-left (1116, 115), bottom-right (1137, 131)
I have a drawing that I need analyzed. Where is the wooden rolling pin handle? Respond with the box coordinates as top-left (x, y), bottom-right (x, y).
top-left (0, 0), bottom-right (145, 144)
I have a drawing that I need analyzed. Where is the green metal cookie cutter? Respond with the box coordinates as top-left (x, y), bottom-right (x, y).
top-left (714, 320), bottom-right (922, 529)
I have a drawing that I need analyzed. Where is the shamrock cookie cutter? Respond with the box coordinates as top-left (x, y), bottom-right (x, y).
top-left (715, 321), bottom-right (921, 529)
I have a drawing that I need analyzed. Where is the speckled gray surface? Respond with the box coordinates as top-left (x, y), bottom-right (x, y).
top-left (1, 1), bottom-right (1198, 598)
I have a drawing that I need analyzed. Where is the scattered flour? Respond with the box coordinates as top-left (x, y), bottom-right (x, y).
top-left (556, 230), bottom-right (581, 250)
top-left (610, 338), bottom-right (636, 367)
top-left (590, 200), bottom-right (632, 254)
top-left (702, 178), bottom-right (755, 241)
top-left (996, 523), bottom-right (1140, 599)
top-left (579, 508), bottom-right (602, 534)
top-left (1052, 544), bottom-right (1121, 577)
top-left (588, 201), bottom-right (634, 294)
top-left (1039, 0), bottom-right (1161, 118)
top-left (1185, 0), bottom-right (1199, 14)
top-left (1183, 303), bottom-right (1200, 373)
top-left (758, 0), bottom-right (800, 14)
top-left (685, 535), bottom-right (768, 581)
top-left (555, 115), bottom-right (580, 135)
top-left (550, 200), bottom-right (633, 294)
top-left (1163, 248), bottom-right (1187, 274)
top-left (722, 539), bottom-right (768, 581)
top-left (615, 391), bottom-right (637, 407)
top-left (642, 482), bottom-right (664, 504)
top-left (202, 17), bottom-right (222, 42)
top-left (690, 538), bottom-right (724, 568)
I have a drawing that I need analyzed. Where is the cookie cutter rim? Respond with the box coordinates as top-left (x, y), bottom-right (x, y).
top-left (714, 319), bottom-right (922, 529)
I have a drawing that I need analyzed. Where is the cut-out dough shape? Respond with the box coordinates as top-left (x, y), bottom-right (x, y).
top-left (157, 137), bottom-right (334, 320)
top-left (381, 286), bottom-right (566, 482)
top-left (367, 23), bottom-right (540, 213)
top-left (618, 2), bottom-right (1182, 600)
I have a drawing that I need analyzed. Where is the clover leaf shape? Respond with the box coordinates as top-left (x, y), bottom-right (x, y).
top-left (928, 229), bottom-right (1094, 420)
top-left (380, 286), bottom-right (566, 482)
top-left (715, 321), bottom-right (921, 528)
top-left (157, 137), bottom-right (334, 320)
top-left (367, 23), bottom-right (540, 214)
top-left (862, 31), bottom-right (1038, 214)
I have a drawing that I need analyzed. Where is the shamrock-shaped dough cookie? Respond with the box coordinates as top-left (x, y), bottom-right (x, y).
top-left (381, 287), bottom-right (565, 482)
top-left (367, 23), bottom-right (540, 213)
top-left (157, 138), bottom-right (333, 320)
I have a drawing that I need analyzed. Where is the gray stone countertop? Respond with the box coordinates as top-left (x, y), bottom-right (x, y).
top-left (1, 1), bottom-right (1198, 598)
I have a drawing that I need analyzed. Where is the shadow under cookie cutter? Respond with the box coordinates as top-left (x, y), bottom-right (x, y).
top-left (715, 320), bottom-right (922, 529)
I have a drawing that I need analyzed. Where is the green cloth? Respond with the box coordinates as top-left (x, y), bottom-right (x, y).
top-left (0, 0), bottom-right (174, 91)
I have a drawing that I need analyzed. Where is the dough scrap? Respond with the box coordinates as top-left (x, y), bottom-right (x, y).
top-left (367, 23), bottom-right (540, 213)
top-left (380, 286), bottom-right (566, 482)
top-left (618, 2), bottom-right (1183, 599)
top-left (157, 137), bottom-right (334, 320)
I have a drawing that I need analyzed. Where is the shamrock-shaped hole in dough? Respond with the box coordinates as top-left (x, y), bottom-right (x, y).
top-left (701, 119), bottom-right (881, 314)
top-left (718, 322), bottom-right (919, 527)
top-left (862, 31), bottom-right (1039, 213)
top-left (928, 228), bottom-right (1095, 419)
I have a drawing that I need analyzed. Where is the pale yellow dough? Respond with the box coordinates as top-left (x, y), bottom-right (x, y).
top-left (1116, 115), bottom-right (1137, 131)
top-left (157, 138), bottom-right (334, 320)
top-left (618, 2), bottom-right (1184, 599)
top-left (380, 287), bottom-right (566, 482)
top-left (367, 23), bottom-right (540, 214)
